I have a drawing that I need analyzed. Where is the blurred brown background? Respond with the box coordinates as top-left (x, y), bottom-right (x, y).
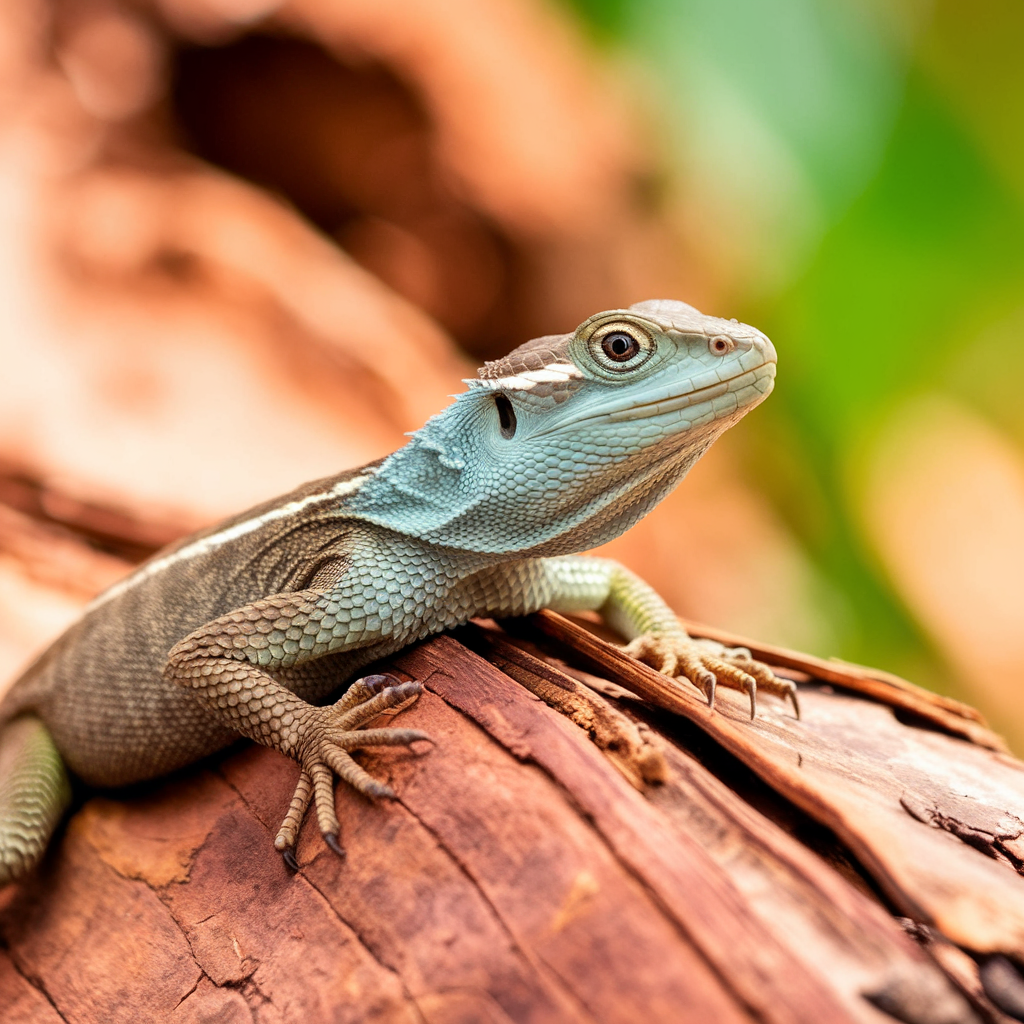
top-left (0, 0), bottom-right (1020, 748)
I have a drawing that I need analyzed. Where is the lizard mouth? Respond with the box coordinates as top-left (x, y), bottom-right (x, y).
top-left (606, 363), bottom-right (775, 423)
top-left (542, 362), bottom-right (775, 435)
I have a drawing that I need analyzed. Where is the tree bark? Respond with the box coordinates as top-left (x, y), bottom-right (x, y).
top-left (3, 613), bottom-right (1023, 1024)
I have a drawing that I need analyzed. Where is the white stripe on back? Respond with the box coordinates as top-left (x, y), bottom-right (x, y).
top-left (85, 473), bottom-right (372, 612)
top-left (464, 362), bottom-right (582, 392)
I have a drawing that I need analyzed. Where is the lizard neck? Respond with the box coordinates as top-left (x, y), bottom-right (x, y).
top-left (345, 396), bottom-right (717, 558)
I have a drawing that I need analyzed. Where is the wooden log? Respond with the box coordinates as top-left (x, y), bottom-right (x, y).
top-left (5, 621), bottom-right (1024, 1023)
top-left (524, 611), bottom-right (1024, 960)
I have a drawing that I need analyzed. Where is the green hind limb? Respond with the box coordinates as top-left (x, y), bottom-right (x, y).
top-left (0, 715), bottom-right (72, 885)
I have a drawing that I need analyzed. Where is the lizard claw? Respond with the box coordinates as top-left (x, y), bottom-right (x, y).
top-left (786, 685), bottom-right (801, 720)
top-left (272, 676), bottom-right (429, 865)
top-left (624, 633), bottom-right (798, 720)
top-left (704, 671), bottom-right (716, 712)
top-left (281, 847), bottom-right (299, 873)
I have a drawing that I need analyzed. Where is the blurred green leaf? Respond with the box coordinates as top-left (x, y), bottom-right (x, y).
top-left (560, 0), bottom-right (1024, 699)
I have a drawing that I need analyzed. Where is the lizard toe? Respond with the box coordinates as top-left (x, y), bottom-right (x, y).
top-left (623, 634), bottom-right (679, 675)
top-left (624, 632), bottom-right (799, 720)
top-left (272, 675), bottom-right (430, 865)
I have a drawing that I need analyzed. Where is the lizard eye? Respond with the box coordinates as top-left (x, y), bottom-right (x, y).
top-left (494, 394), bottom-right (517, 439)
top-left (587, 322), bottom-right (654, 373)
top-left (602, 332), bottom-right (639, 362)
top-left (709, 335), bottom-right (735, 355)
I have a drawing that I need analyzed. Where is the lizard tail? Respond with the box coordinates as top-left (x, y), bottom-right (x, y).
top-left (0, 715), bottom-right (71, 886)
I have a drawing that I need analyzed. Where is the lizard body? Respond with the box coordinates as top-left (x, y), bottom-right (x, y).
top-left (0, 299), bottom-right (789, 883)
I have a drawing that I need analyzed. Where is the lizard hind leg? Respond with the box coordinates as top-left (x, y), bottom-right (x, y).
top-left (0, 715), bottom-right (72, 886)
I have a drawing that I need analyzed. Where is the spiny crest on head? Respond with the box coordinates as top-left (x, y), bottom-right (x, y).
top-left (464, 333), bottom-right (582, 400)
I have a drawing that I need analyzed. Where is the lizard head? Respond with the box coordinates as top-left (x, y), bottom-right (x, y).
top-left (472, 298), bottom-right (775, 440)
top-left (348, 300), bottom-right (776, 555)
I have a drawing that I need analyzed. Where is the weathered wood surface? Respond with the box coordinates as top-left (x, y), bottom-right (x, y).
top-left (672, 616), bottom-right (1002, 751)
top-left (5, 623), bottom-right (1024, 1023)
top-left (528, 612), bottom-right (1024, 959)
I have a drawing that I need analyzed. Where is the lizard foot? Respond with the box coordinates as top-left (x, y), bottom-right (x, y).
top-left (274, 674), bottom-right (430, 866)
top-left (623, 633), bottom-right (800, 720)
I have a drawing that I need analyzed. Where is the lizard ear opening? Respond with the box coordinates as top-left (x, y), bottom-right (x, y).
top-left (494, 394), bottom-right (517, 439)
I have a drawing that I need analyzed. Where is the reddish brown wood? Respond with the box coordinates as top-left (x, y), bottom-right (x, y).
top-left (526, 610), bottom-right (1024, 963)
top-left (0, 951), bottom-right (65, 1024)
top-left (396, 636), bottom-right (972, 1024)
top-left (673, 615), bottom-right (1000, 748)
top-left (0, 503), bottom-right (132, 602)
top-left (5, 627), bottom-right (1014, 1024)
top-left (0, 459), bottom-right (186, 565)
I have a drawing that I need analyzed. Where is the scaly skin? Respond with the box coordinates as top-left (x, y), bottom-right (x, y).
top-left (0, 299), bottom-right (793, 883)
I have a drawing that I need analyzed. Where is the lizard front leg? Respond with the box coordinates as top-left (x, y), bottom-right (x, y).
top-left (489, 556), bottom-right (799, 719)
top-left (599, 560), bottom-right (799, 719)
top-left (165, 589), bottom-right (429, 866)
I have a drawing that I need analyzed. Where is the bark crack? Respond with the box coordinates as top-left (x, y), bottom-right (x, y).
top-left (230, 974), bottom-right (272, 1016)
top-left (171, 972), bottom-right (202, 1011)
top-left (215, 770), bottom-right (427, 1024)
top-left (5, 948), bottom-right (71, 1023)
top-left (900, 790), bottom-right (1024, 875)
top-left (94, 854), bottom-right (255, 1018)
top-left (394, 795), bottom-right (601, 1024)
top-left (297, 866), bottom-right (429, 1024)
top-left (173, 915), bottom-right (246, 1015)
top-left (419, 665), bottom-right (809, 1024)
top-left (217, 739), bottom-right (592, 1023)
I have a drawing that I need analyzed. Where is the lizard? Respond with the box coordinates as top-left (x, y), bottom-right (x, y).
top-left (0, 299), bottom-right (796, 884)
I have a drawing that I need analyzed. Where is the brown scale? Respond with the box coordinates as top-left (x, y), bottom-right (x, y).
top-left (477, 333), bottom-right (575, 379)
